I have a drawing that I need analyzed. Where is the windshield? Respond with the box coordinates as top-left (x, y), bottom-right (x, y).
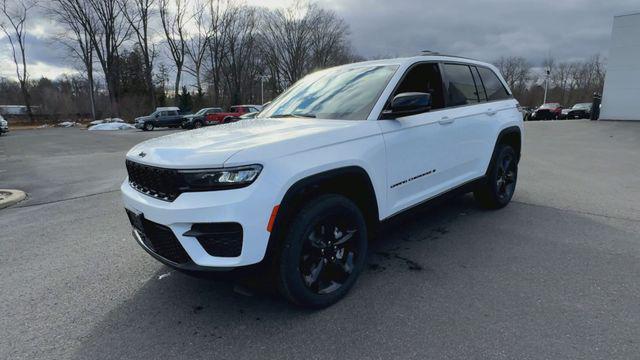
top-left (572, 103), bottom-right (591, 109)
top-left (194, 109), bottom-right (208, 115)
top-left (258, 64), bottom-right (399, 120)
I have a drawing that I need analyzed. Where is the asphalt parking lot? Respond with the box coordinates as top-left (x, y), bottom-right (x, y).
top-left (1, 120), bottom-right (640, 359)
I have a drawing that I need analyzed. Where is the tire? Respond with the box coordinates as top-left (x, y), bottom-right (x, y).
top-left (276, 194), bottom-right (368, 308)
top-left (222, 116), bottom-right (232, 124)
top-left (142, 122), bottom-right (154, 131)
top-left (474, 144), bottom-right (518, 209)
top-left (194, 120), bottom-right (203, 129)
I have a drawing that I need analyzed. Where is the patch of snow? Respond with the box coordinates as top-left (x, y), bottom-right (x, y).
top-left (88, 123), bottom-right (136, 131)
top-left (89, 118), bottom-right (125, 126)
top-left (57, 121), bottom-right (79, 127)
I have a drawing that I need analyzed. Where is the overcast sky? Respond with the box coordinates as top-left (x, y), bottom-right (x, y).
top-left (0, 0), bottom-right (638, 80)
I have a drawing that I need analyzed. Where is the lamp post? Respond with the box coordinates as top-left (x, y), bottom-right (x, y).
top-left (257, 75), bottom-right (270, 105)
top-left (543, 66), bottom-right (550, 105)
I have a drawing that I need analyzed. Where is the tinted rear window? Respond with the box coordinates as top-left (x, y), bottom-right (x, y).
top-left (477, 67), bottom-right (510, 101)
top-left (443, 64), bottom-right (479, 106)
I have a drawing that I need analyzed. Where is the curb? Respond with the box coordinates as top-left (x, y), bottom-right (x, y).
top-left (0, 189), bottom-right (27, 209)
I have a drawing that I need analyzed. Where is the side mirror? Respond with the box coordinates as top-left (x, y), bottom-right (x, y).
top-left (382, 92), bottom-right (432, 119)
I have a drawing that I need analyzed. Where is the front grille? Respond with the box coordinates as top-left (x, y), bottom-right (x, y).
top-left (126, 160), bottom-right (182, 201)
top-left (184, 223), bottom-right (243, 257)
top-left (127, 210), bottom-right (191, 264)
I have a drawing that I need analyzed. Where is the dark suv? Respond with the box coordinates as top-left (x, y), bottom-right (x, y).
top-left (182, 107), bottom-right (223, 129)
top-left (135, 107), bottom-right (185, 131)
top-left (566, 103), bottom-right (592, 119)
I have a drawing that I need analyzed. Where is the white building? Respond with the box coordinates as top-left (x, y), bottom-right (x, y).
top-left (600, 12), bottom-right (640, 121)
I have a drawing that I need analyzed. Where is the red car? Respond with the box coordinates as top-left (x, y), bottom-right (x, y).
top-left (205, 105), bottom-right (262, 124)
top-left (532, 103), bottom-right (563, 120)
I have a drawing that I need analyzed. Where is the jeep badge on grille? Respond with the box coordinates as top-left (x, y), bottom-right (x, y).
top-left (138, 152), bottom-right (146, 158)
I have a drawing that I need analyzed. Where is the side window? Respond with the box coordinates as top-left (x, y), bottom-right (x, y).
top-left (160, 111), bottom-right (168, 117)
top-left (442, 63), bottom-right (480, 106)
top-left (471, 67), bottom-right (487, 102)
top-left (392, 63), bottom-right (445, 110)
top-left (477, 67), bottom-right (510, 101)
top-left (169, 110), bottom-right (178, 116)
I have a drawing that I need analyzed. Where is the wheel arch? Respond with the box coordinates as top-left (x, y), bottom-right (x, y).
top-left (265, 166), bottom-right (380, 263)
top-left (494, 126), bottom-right (522, 163)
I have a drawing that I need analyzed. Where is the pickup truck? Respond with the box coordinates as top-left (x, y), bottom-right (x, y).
top-left (122, 55), bottom-right (522, 308)
top-left (205, 105), bottom-right (262, 124)
top-left (135, 107), bottom-right (185, 131)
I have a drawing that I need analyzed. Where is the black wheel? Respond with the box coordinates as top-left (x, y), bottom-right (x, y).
top-left (276, 194), bottom-right (368, 308)
top-left (194, 120), bottom-right (203, 129)
top-left (143, 122), bottom-right (154, 131)
top-left (474, 144), bottom-right (518, 209)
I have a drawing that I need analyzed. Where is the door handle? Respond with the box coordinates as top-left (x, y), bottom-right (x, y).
top-left (486, 108), bottom-right (497, 116)
top-left (438, 116), bottom-right (454, 125)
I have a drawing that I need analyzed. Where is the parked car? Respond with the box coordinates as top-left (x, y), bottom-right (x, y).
top-left (204, 105), bottom-right (263, 124)
top-left (182, 107), bottom-right (224, 129)
top-left (122, 55), bottom-right (522, 308)
top-left (559, 108), bottom-right (571, 120)
top-left (566, 103), bottom-right (592, 119)
top-left (0, 115), bottom-right (8, 135)
top-left (518, 106), bottom-right (533, 121)
top-left (531, 103), bottom-right (563, 120)
top-left (135, 107), bottom-right (184, 131)
top-left (226, 111), bottom-right (259, 123)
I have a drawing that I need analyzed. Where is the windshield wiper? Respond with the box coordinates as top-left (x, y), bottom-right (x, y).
top-left (270, 112), bottom-right (316, 118)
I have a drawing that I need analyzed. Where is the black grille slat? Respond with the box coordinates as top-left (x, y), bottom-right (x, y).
top-left (126, 160), bottom-right (182, 201)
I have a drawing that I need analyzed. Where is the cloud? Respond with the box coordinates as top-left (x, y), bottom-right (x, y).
top-left (1, 0), bottom-right (638, 80)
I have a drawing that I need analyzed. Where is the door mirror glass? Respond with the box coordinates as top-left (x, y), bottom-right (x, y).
top-left (383, 92), bottom-right (431, 119)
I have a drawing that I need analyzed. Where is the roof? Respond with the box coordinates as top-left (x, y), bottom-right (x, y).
top-left (614, 10), bottom-right (640, 17)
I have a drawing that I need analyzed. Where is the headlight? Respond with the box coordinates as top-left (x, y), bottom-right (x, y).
top-left (180, 165), bottom-right (262, 191)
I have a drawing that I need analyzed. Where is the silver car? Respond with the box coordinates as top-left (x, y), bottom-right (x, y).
top-left (0, 115), bottom-right (8, 135)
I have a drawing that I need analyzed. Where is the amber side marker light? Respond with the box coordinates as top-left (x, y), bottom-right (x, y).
top-left (267, 205), bottom-right (280, 232)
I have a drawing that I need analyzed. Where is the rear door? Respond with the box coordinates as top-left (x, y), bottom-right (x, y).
top-left (437, 63), bottom-right (496, 181)
top-left (473, 66), bottom-right (515, 173)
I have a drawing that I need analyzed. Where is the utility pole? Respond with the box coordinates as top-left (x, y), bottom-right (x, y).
top-left (543, 66), bottom-right (550, 104)
top-left (257, 75), bottom-right (270, 105)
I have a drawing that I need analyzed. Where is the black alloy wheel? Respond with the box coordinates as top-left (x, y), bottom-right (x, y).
top-left (474, 144), bottom-right (518, 209)
top-left (299, 214), bottom-right (359, 295)
top-left (277, 194), bottom-right (368, 308)
top-left (495, 151), bottom-right (517, 202)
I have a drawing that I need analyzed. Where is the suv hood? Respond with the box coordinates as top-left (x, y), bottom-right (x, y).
top-left (126, 118), bottom-right (379, 168)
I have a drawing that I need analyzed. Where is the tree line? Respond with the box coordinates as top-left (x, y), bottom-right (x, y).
top-left (494, 54), bottom-right (606, 108)
top-left (0, 0), bottom-right (606, 122)
top-left (0, 0), bottom-right (359, 121)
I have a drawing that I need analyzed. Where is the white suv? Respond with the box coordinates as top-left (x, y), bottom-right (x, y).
top-left (122, 55), bottom-right (523, 308)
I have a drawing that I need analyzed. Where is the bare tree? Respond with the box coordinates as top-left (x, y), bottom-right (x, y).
top-left (258, 1), bottom-right (355, 95)
top-left (184, 0), bottom-right (210, 98)
top-left (0, 0), bottom-right (37, 122)
top-left (205, 0), bottom-right (233, 105)
top-left (221, 5), bottom-right (258, 105)
top-left (50, 0), bottom-right (97, 120)
top-left (119, 0), bottom-right (157, 108)
top-left (494, 56), bottom-right (532, 99)
top-left (159, 0), bottom-right (189, 101)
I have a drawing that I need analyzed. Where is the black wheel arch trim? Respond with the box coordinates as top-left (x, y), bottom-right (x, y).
top-left (487, 126), bottom-right (522, 176)
top-left (264, 166), bottom-right (379, 264)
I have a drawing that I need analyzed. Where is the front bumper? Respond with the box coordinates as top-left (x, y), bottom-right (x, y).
top-left (0, 125), bottom-right (8, 133)
top-left (134, 122), bottom-right (144, 129)
top-left (121, 179), bottom-right (275, 269)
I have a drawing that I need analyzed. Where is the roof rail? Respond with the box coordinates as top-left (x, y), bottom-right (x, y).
top-left (419, 50), bottom-right (478, 61)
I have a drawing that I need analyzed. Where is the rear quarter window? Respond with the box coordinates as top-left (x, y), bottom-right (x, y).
top-left (477, 67), bottom-right (511, 101)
